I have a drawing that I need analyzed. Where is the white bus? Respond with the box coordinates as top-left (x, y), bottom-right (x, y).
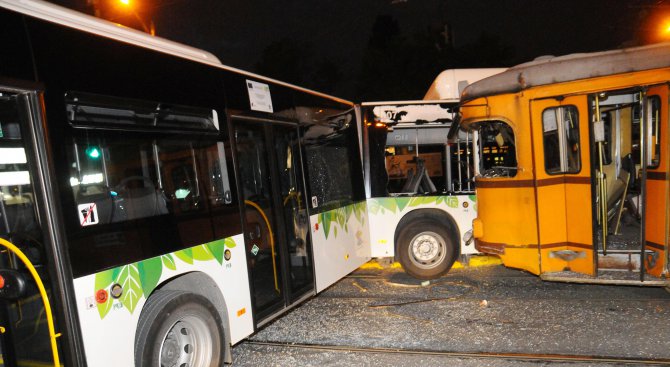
top-left (359, 69), bottom-right (505, 279)
top-left (0, 1), bottom-right (369, 365)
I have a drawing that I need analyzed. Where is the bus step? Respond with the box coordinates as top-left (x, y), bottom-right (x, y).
top-left (540, 270), bottom-right (666, 286)
top-left (597, 249), bottom-right (659, 270)
top-left (597, 251), bottom-right (640, 271)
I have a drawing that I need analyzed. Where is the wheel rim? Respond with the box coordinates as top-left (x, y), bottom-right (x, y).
top-left (159, 315), bottom-right (213, 367)
top-left (408, 231), bottom-right (447, 270)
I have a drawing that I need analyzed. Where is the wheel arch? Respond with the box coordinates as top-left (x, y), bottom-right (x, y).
top-left (394, 208), bottom-right (462, 261)
top-left (147, 271), bottom-right (233, 364)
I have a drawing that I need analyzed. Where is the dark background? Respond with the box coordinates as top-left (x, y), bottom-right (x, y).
top-left (49, 0), bottom-right (670, 101)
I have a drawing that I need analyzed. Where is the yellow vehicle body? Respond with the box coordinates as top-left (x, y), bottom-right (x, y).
top-left (460, 43), bottom-right (670, 284)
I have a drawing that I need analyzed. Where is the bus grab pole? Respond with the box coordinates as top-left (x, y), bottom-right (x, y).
top-left (595, 95), bottom-right (608, 255)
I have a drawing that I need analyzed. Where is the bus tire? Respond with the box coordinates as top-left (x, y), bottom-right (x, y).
top-left (134, 290), bottom-right (224, 367)
top-left (397, 219), bottom-right (457, 280)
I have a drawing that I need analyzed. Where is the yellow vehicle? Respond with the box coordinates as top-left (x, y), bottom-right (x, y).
top-left (459, 42), bottom-right (670, 285)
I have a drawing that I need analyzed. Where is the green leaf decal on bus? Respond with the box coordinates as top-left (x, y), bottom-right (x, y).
top-left (469, 195), bottom-right (476, 203)
top-left (161, 254), bottom-right (177, 271)
top-left (94, 235), bottom-right (239, 320)
top-left (94, 268), bottom-right (115, 290)
top-left (396, 197), bottom-right (411, 211)
top-left (175, 248), bottom-right (194, 264)
top-left (97, 295), bottom-right (113, 319)
top-left (206, 240), bottom-right (225, 265)
top-left (368, 200), bottom-right (381, 215)
top-left (322, 213), bottom-right (332, 239)
top-left (192, 244), bottom-right (215, 261)
top-left (380, 199), bottom-right (398, 213)
top-left (94, 269), bottom-right (115, 319)
top-left (224, 237), bottom-right (237, 249)
top-left (117, 264), bottom-right (142, 313)
top-left (446, 196), bottom-right (459, 208)
top-left (337, 208), bottom-right (346, 227)
top-left (138, 257), bottom-right (162, 297)
top-left (408, 197), bottom-right (424, 207)
top-left (345, 205), bottom-right (353, 223)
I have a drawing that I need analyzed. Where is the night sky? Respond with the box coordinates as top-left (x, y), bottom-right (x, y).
top-left (51, 0), bottom-right (669, 101)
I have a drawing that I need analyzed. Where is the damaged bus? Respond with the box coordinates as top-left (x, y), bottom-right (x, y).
top-left (359, 69), bottom-right (504, 279)
top-left (0, 0), bottom-right (369, 365)
top-left (460, 43), bottom-right (670, 286)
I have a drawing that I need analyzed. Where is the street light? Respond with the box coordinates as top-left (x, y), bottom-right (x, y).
top-left (118, 0), bottom-right (155, 36)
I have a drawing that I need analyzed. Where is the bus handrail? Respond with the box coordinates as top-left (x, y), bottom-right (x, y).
top-left (0, 237), bottom-right (61, 367)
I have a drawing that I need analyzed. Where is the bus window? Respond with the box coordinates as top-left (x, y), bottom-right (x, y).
top-left (542, 106), bottom-right (580, 174)
top-left (69, 138), bottom-right (166, 224)
top-left (304, 135), bottom-right (356, 209)
top-left (648, 95), bottom-right (661, 168)
top-left (207, 142), bottom-right (233, 205)
top-left (303, 115), bottom-right (364, 210)
top-left (159, 142), bottom-right (202, 213)
top-left (385, 142), bottom-right (443, 194)
top-left (477, 121), bottom-right (517, 177)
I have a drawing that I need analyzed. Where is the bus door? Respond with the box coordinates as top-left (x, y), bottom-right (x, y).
top-left (233, 118), bottom-right (314, 323)
top-left (0, 90), bottom-right (60, 365)
top-left (643, 85), bottom-right (668, 277)
top-left (530, 96), bottom-right (594, 275)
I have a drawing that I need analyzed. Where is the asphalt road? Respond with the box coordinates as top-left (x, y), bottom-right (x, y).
top-left (232, 262), bottom-right (670, 366)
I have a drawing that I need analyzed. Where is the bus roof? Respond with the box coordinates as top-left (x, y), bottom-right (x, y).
top-left (0, 0), bottom-right (352, 105)
top-left (423, 68), bottom-right (506, 100)
top-left (461, 42), bottom-right (670, 102)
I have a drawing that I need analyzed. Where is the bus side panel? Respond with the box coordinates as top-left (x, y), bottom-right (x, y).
top-left (367, 195), bottom-right (478, 258)
top-left (311, 201), bottom-right (370, 292)
top-left (536, 184), bottom-right (568, 272)
top-left (72, 234), bottom-right (253, 366)
top-left (476, 186), bottom-right (541, 275)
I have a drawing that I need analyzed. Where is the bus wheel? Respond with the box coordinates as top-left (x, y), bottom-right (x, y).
top-left (135, 291), bottom-right (223, 367)
top-left (397, 220), bottom-right (457, 280)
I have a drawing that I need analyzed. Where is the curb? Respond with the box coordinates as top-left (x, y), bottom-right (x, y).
top-left (359, 255), bottom-right (502, 270)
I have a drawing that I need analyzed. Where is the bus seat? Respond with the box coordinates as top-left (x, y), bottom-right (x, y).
top-left (607, 169), bottom-right (630, 223)
top-left (116, 176), bottom-right (169, 220)
top-left (406, 164), bottom-right (426, 193)
top-left (401, 168), bottom-right (416, 192)
top-left (611, 169), bottom-right (631, 233)
top-left (606, 176), bottom-right (626, 209)
top-left (420, 170), bottom-right (437, 193)
top-left (621, 153), bottom-right (636, 191)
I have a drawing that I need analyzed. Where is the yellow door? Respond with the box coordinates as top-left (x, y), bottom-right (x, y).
top-left (644, 85), bottom-right (669, 277)
top-left (530, 96), bottom-right (594, 275)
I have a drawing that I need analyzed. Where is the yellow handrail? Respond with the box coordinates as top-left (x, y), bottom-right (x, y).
top-left (0, 238), bottom-right (61, 367)
top-left (244, 200), bottom-right (280, 293)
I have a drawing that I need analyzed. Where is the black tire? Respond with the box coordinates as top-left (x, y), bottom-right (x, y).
top-left (397, 218), bottom-right (458, 280)
top-left (134, 291), bottom-right (224, 367)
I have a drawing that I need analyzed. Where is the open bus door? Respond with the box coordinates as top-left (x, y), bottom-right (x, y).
top-left (0, 90), bottom-right (61, 366)
top-left (530, 96), bottom-right (595, 276)
top-left (642, 85), bottom-right (669, 278)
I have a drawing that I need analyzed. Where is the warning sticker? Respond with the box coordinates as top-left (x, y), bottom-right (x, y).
top-left (78, 203), bottom-right (99, 227)
top-left (246, 80), bottom-right (273, 113)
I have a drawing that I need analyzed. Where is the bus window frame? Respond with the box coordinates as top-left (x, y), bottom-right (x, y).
top-left (647, 95), bottom-right (661, 169)
top-left (541, 105), bottom-right (581, 175)
top-left (474, 120), bottom-right (518, 178)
